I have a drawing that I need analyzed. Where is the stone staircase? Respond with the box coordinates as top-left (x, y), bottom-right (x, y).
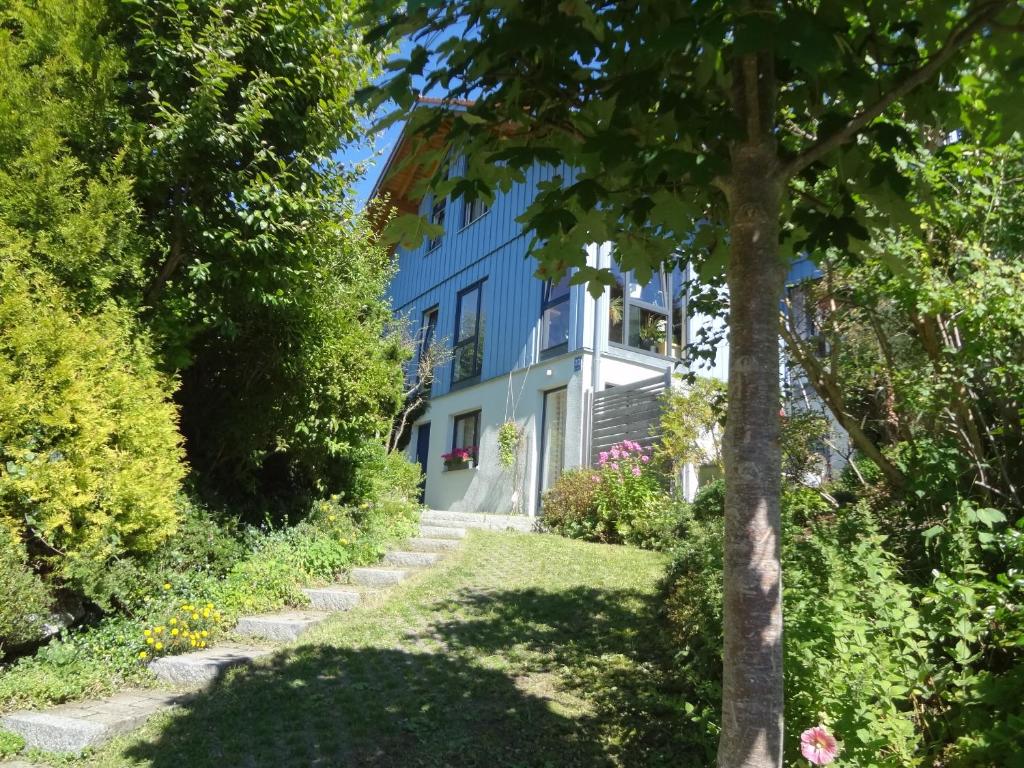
top-left (0, 509), bottom-right (519, 756)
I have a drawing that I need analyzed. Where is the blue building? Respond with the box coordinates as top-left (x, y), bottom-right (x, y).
top-left (373, 109), bottom-right (732, 517)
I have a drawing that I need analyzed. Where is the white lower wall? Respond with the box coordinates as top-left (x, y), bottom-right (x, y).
top-left (411, 352), bottom-right (588, 516)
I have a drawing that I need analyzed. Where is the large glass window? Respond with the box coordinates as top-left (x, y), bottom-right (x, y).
top-left (452, 280), bottom-right (485, 383)
top-left (417, 306), bottom-right (439, 380)
top-left (608, 267), bottom-right (685, 359)
top-left (540, 387), bottom-right (568, 500)
top-left (427, 195), bottom-right (445, 251)
top-left (540, 274), bottom-right (571, 353)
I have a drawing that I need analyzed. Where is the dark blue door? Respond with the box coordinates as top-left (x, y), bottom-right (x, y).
top-left (414, 423), bottom-right (431, 503)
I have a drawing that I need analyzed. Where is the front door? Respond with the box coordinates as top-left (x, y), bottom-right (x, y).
top-left (539, 387), bottom-right (568, 509)
top-left (414, 422), bottom-right (431, 503)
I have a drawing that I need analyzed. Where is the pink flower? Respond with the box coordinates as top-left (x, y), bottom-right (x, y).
top-left (631, 466), bottom-right (641, 477)
top-left (610, 448), bottom-right (621, 460)
top-left (640, 455), bottom-right (650, 463)
top-left (590, 474), bottom-right (600, 482)
top-left (610, 462), bottom-right (619, 471)
top-left (800, 726), bottom-right (839, 765)
top-left (598, 451), bottom-right (608, 465)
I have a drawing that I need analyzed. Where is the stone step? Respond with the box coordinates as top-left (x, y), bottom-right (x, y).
top-left (421, 509), bottom-right (534, 532)
top-left (350, 567), bottom-right (408, 587)
top-left (383, 550), bottom-right (441, 568)
top-left (405, 536), bottom-right (461, 552)
top-left (234, 611), bottom-right (329, 642)
top-left (149, 645), bottom-right (270, 687)
top-left (1, 689), bottom-right (190, 753)
top-left (302, 586), bottom-right (361, 612)
top-left (419, 524), bottom-right (467, 539)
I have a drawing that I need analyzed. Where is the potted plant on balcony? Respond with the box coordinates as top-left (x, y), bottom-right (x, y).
top-left (442, 446), bottom-right (476, 470)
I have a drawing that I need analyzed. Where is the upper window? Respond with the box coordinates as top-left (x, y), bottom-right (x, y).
top-left (452, 280), bottom-right (485, 383)
top-left (416, 306), bottom-right (439, 381)
top-left (608, 264), bottom-right (684, 359)
top-left (463, 197), bottom-right (489, 228)
top-left (427, 195), bottom-right (446, 251)
top-left (540, 274), bottom-right (571, 354)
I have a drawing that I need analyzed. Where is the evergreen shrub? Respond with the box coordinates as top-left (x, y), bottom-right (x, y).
top-left (0, 259), bottom-right (186, 603)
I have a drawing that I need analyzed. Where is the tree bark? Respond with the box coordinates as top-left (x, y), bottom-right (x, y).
top-left (717, 140), bottom-right (786, 768)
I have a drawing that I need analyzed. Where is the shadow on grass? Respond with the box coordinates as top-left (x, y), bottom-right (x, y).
top-left (125, 585), bottom-right (691, 767)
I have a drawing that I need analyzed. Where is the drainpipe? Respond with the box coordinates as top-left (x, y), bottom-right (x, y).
top-left (588, 242), bottom-right (605, 466)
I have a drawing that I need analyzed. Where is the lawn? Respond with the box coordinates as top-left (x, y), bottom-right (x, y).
top-left (34, 530), bottom-right (687, 768)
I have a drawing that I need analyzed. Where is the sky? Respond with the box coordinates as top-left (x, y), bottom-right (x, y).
top-left (333, 23), bottom-right (468, 210)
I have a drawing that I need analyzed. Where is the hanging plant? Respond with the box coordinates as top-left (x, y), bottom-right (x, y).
top-left (497, 420), bottom-right (521, 469)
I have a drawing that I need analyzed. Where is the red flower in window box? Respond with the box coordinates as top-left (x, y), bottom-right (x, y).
top-left (441, 446), bottom-right (477, 469)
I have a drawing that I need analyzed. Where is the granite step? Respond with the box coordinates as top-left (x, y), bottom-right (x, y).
top-left (149, 645), bottom-right (270, 687)
top-left (420, 509), bottom-right (534, 532)
top-left (234, 611), bottom-right (329, 642)
top-left (350, 567), bottom-right (408, 587)
top-left (1, 689), bottom-right (190, 753)
top-left (418, 524), bottom-right (467, 540)
top-left (301, 586), bottom-right (362, 612)
top-left (405, 536), bottom-right (461, 552)
top-left (383, 550), bottom-right (441, 568)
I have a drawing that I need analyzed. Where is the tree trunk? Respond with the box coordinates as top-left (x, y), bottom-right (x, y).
top-left (717, 140), bottom-right (785, 768)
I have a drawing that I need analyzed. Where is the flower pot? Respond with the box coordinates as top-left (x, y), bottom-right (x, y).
top-left (444, 459), bottom-right (474, 471)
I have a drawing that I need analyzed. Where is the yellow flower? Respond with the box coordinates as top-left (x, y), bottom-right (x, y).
top-left (200, 630), bottom-right (208, 637)
top-left (327, 514), bottom-right (336, 522)
top-left (171, 628), bottom-right (179, 636)
top-left (143, 629), bottom-right (152, 637)
top-left (191, 612), bottom-right (199, 620)
top-left (154, 626), bottom-right (164, 634)
top-left (199, 641), bottom-right (206, 648)
top-left (146, 637), bottom-right (155, 645)
top-left (162, 582), bottom-right (171, 590)
top-left (169, 617), bottom-right (177, 625)
top-left (138, 651), bottom-right (148, 659)
top-left (340, 539), bottom-right (348, 546)
top-left (190, 638), bottom-right (197, 647)
top-left (206, 603), bottom-right (214, 610)
top-left (359, 502), bottom-right (369, 509)
top-left (154, 642), bottom-right (164, 650)
top-left (202, 608), bottom-right (210, 618)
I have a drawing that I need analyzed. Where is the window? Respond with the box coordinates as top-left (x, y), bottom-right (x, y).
top-left (463, 196), bottom-right (489, 228)
top-left (452, 410), bottom-right (480, 456)
top-left (607, 264), bottom-right (685, 359)
top-left (427, 195), bottom-right (446, 251)
top-left (540, 274), bottom-right (571, 354)
top-left (417, 306), bottom-right (439, 381)
top-left (452, 280), bottom-right (485, 383)
top-left (539, 388), bottom-right (568, 501)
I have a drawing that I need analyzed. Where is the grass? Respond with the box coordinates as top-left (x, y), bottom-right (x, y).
top-left (30, 530), bottom-right (690, 767)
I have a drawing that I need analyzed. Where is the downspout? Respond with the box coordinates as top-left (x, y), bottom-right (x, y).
top-left (589, 242), bottom-right (605, 465)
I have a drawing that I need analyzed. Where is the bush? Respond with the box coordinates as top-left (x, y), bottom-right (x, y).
top-left (347, 443), bottom-right (424, 505)
top-left (662, 487), bottom-right (925, 766)
top-left (0, 729), bottom-right (25, 759)
top-left (542, 441), bottom-right (676, 549)
top-left (0, 526), bottom-right (53, 658)
top-left (540, 469), bottom-right (603, 540)
top-left (0, 261), bottom-right (186, 602)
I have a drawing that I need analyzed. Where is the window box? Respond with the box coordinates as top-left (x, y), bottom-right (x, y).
top-left (443, 457), bottom-right (476, 471)
top-left (442, 446), bottom-right (477, 471)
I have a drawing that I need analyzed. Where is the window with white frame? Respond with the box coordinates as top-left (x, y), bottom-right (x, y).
top-left (608, 263), bottom-right (686, 359)
top-left (463, 196), bottom-right (489, 228)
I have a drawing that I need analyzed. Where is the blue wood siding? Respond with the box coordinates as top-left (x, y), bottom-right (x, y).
top-left (388, 162), bottom-right (580, 396)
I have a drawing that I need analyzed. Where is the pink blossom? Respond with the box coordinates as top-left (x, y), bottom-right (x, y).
top-left (610, 462), bottom-right (619, 471)
top-left (610, 448), bottom-right (621, 460)
top-left (590, 474), bottom-right (600, 483)
top-left (631, 466), bottom-right (641, 477)
top-left (641, 455), bottom-right (650, 464)
top-left (598, 451), bottom-right (609, 465)
top-left (800, 726), bottom-right (839, 765)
